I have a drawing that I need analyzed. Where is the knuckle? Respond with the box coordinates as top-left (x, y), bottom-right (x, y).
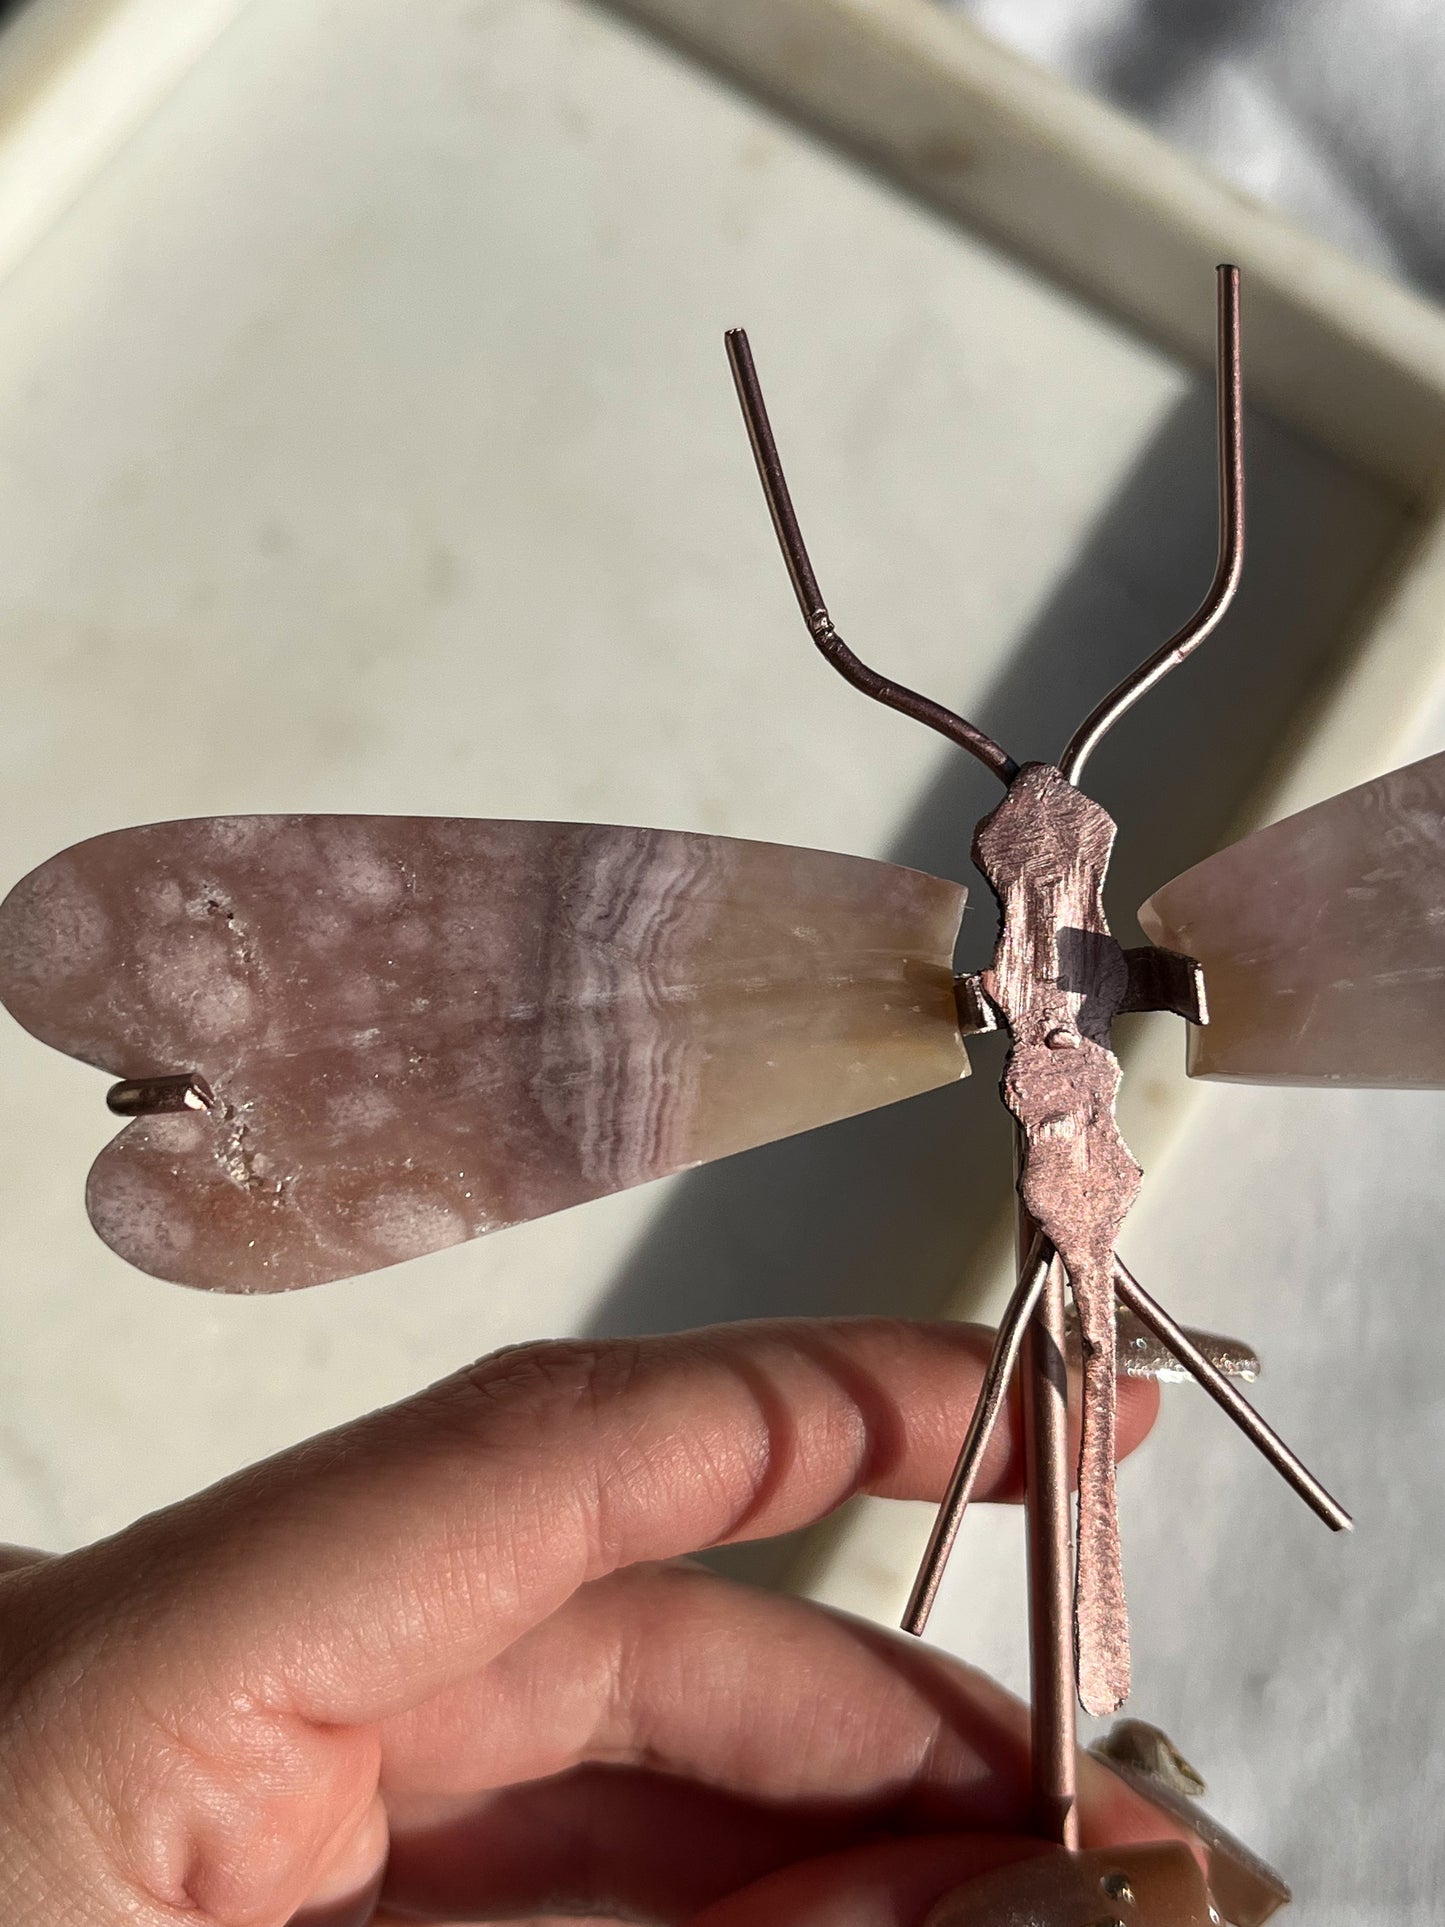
top-left (454, 1335), bottom-right (648, 1435)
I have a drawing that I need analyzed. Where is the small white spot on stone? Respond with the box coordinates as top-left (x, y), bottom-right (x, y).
top-left (360, 1190), bottom-right (469, 1258)
top-left (146, 879), bottom-right (186, 918)
top-left (90, 1164), bottom-right (195, 1265)
top-left (327, 1089), bottom-right (398, 1131)
top-left (303, 911), bottom-right (351, 950)
top-left (390, 915), bottom-right (430, 955)
top-left (201, 817), bottom-right (268, 855)
top-left (142, 1114), bottom-right (203, 1152)
top-left (1, 864), bottom-right (110, 985)
top-left (190, 977), bottom-right (255, 1040)
top-left (335, 977), bottom-right (383, 1022)
top-left (139, 935), bottom-right (253, 1038)
top-left (330, 840), bottom-right (404, 908)
top-left (372, 1045), bottom-right (414, 1081)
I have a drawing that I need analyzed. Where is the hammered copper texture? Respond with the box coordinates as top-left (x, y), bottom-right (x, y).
top-left (1140, 747), bottom-right (1445, 1086)
top-left (975, 763), bottom-right (1140, 1717)
top-left (0, 816), bottom-right (966, 1291)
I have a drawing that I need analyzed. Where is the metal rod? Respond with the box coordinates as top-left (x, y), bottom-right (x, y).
top-left (1113, 1259), bottom-right (1352, 1533)
top-left (106, 1072), bottom-right (216, 1117)
top-left (723, 328), bottom-right (1021, 788)
top-left (1059, 265), bottom-right (1244, 785)
top-left (1017, 1136), bottom-right (1079, 1848)
top-left (903, 1232), bottom-right (1052, 1636)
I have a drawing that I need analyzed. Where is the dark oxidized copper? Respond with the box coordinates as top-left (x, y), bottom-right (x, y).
top-left (1118, 946), bottom-right (1209, 1025)
top-left (106, 1072), bottom-right (216, 1117)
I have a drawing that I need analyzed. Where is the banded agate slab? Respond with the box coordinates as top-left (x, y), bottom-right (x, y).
top-left (0, 817), bottom-right (967, 1290)
top-left (1140, 749), bottom-right (1445, 1086)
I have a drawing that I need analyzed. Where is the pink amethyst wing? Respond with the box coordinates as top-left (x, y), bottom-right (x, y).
top-left (1139, 748), bottom-right (1445, 1086)
top-left (0, 816), bottom-right (967, 1290)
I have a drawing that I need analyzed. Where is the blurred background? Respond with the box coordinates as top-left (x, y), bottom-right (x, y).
top-left (951, 0), bottom-right (1445, 297)
top-left (0, 2), bottom-right (1440, 1919)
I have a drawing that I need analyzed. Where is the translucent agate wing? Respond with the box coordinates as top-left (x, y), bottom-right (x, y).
top-left (0, 816), bottom-right (967, 1290)
top-left (1139, 749), bottom-right (1445, 1086)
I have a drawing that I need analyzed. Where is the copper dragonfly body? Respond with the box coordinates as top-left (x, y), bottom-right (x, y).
top-left (726, 270), bottom-right (1347, 1732)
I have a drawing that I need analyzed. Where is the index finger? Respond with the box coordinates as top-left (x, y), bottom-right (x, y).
top-left (44, 1317), bottom-right (1158, 1724)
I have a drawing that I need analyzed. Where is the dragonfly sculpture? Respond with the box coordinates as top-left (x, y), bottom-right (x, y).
top-left (0, 265), bottom-right (1436, 1921)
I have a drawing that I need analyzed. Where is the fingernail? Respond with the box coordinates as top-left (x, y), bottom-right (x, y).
top-left (1066, 1306), bottom-right (1260, 1383)
top-left (922, 1843), bottom-right (1217, 1926)
top-left (1091, 1716), bottom-right (1207, 1796)
top-left (1090, 1721), bottom-right (1292, 1924)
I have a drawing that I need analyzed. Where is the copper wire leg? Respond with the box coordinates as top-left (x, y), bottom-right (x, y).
top-left (1113, 1259), bottom-right (1352, 1532)
top-left (903, 1232), bottom-right (1052, 1636)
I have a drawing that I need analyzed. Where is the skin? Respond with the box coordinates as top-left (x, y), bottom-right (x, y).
top-left (0, 1316), bottom-right (1171, 1927)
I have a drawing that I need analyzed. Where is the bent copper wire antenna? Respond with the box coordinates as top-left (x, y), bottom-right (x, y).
top-left (5, 263), bottom-right (1444, 1919)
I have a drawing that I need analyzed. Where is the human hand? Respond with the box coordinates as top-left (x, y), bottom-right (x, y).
top-left (0, 1316), bottom-right (1168, 1926)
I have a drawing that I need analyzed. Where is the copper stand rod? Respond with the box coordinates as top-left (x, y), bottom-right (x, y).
top-left (1017, 1132), bottom-right (1079, 1848)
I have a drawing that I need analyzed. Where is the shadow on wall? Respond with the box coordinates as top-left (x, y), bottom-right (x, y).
top-left (585, 382), bottom-right (1405, 1350)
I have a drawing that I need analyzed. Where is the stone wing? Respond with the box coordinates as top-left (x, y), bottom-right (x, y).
top-left (1139, 749), bottom-right (1445, 1086)
top-left (0, 816), bottom-right (967, 1290)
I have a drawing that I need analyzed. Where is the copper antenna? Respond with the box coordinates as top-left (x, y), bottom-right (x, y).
top-left (1059, 265), bottom-right (1244, 785)
top-left (724, 329), bottom-right (1020, 787)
